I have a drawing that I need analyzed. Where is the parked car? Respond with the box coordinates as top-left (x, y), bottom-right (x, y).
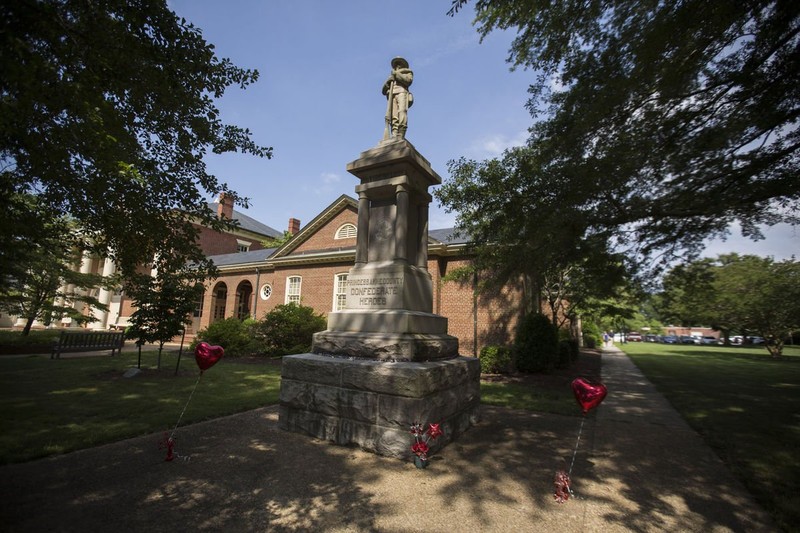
top-left (662, 335), bottom-right (678, 344)
top-left (701, 336), bottom-right (720, 345)
top-left (730, 335), bottom-right (765, 345)
top-left (680, 335), bottom-right (700, 344)
top-left (644, 334), bottom-right (659, 342)
top-left (627, 332), bottom-right (643, 342)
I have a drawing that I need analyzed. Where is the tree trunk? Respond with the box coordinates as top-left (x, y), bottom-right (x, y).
top-left (22, 315), bottom-right (36, 336)
top-left (766, 339), bottom-right (784, 358)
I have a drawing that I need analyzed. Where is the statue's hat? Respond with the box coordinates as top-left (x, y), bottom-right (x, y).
top-left (391, 57), bottom-right (409, 69)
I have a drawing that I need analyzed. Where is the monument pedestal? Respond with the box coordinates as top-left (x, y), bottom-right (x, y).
top-left (279, 354), bottom-right (480, 458)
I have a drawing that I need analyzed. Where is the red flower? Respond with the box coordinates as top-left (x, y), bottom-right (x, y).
top-left (426, 423), bottom-right (443, 439)
top-left (411, 441), bottom-right (429, 457)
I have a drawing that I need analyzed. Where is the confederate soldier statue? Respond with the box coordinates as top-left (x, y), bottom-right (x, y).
top-left (382, 57), bottom-right (413, 141)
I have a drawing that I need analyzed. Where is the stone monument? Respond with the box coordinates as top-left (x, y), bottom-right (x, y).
top-left (279, 58), bottom-right (480, 459)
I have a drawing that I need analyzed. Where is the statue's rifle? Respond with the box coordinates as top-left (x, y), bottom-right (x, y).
top-left (383, 79), bottom-right (395, 141)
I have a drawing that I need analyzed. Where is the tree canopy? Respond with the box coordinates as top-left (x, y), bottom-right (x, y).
top-left (445, 0), bottom-right (799, 261)
top-left (437, 146), bottom-right (630, 322)
top-left (1, 0), bottom-right (271, 283)
top-left (0, 203), bottom-right (109, 335)
top-left (655, 254), bottom-right (800, 356)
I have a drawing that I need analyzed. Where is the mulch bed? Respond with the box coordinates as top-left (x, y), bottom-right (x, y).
top-left (480, 348), bottom-right (602, 390)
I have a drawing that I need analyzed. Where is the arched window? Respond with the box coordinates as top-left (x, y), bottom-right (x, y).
top-left (335, 223), bottom-right (357, 239)
top-left (235, 280), bottom-right (253, 319)
top-left (211, 282), bottom-right (227, 323)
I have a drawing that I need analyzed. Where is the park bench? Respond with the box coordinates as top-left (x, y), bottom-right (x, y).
top-left (51, 330), bottom-right (125, 359)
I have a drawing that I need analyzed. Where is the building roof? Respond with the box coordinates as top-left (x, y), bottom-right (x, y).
top-left (208, 247), bottom-right (277, 267)
top-left (207, 202), bottom-right (282, 238)
top-left (429, 227), bottom-right (470, 245)
top-left (208, 227), bottom-right (471, 269)
top-left (207, 194), bottom-right (472, 270)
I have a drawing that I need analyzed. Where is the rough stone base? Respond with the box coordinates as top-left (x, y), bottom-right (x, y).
top-left (279, 353), bottom-right (480, 459)
top-left (312, 330), bottom-right (458, 361)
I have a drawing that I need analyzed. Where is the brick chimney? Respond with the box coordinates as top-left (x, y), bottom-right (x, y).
top-left (217, 193), bottom-right (234, 220)
top-left (288, 218), bottom-right (301, 235)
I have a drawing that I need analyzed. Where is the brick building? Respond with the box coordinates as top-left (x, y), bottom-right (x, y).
top-left (108, 196), bottom-right (284, 332)
top-left (11, 193), bottom-right (530, 357)
top-left (193, 194), bottom-right (526, 357)
top-left (3, 196), bottom-right (284, 331)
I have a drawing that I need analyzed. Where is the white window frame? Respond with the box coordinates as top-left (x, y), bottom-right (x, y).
top-left (335, 223), bottom-right (357, 239)
top-left (236, 239), bottom-right (252, 253)
top-left (285, 276), bottom-right (302, 304)
top-left (333, 273), bottom-right (348, 311)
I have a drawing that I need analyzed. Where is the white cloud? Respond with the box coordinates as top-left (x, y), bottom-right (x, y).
top-left (320, 172), bottom-right (341, 184)
top-left (467, 130), bottom-right (528, 159)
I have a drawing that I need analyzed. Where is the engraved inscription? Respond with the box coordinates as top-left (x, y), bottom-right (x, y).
top-left (346, 276), bottom-right (403, 308)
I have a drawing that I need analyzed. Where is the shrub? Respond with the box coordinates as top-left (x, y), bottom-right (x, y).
top-left (558, 339), bottom-right (579, 368)
top-left (514, 313), bottom-right (559, 373)
top-left (557, 329), bottom-right (580, 368)
top-left (478, 345), bottom-right (513, 374)
top-left (582, 321), bottom-right (602, 349)
top-left (192, 317), bottom-right (259, 358)
top-left (0, 330), bottom-right (60, 346)
top-left (251, 303), bottom-right (327, 356)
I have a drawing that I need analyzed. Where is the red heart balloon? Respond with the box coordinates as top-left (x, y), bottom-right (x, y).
top-left (194, 342), bottom-right (224, 372)
top-left (571, 378), bottom-right (608, 414)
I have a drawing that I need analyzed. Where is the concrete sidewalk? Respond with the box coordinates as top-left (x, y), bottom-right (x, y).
top-left (582, 347), bottom-right (776, 531)
top-left (0, 348), bottom-right (777, 532)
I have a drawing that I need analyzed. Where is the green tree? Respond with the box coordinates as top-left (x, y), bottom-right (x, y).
top-left (125, 258), bottom-right (205, 369)
top-left (654, 254), bottom-right (800, 355)
top-left (657, 258), bottom-right (717, 327)
top-left (0, 203), bottom-right (108, 335)
top-left (448, 0), bottom-right (799, 261)
top-left (1, 0), bottom-right (272, 288)
top-left (540, 249), bottom-right (630, 330)
top-left (712, 254), bottom-right (800, 356)
top-left (436, 148), bottom-right (627, 321)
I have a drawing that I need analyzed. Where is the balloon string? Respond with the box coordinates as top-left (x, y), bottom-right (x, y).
top-left (568, 414), bottom-right (586, 477)
top-left (169, 372), bottom-right (203, 441)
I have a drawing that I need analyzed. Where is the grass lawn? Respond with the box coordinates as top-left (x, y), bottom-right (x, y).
top-left (0, 350), bottom-right (282, 464)
top-left (621, 342), bottom-right (800, 532)
top-left (479, 349), bottom-right (602, 416)
top-left (0, 340), bottom-right (600, 466)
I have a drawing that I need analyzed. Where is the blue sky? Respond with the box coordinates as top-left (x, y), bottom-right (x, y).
top-left (169, 0), bottom-right (797, 261)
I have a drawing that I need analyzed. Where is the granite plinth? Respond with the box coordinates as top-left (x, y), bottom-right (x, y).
top-left (312, 330), bottom-right (458, 361)
top-left (279, 353), bottom-right (481, 458)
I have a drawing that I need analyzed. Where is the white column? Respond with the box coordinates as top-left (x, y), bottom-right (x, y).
top-left (68, 251), bottom-right (94, 327)
top-left (91, 257), bottom-right (116, 329)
